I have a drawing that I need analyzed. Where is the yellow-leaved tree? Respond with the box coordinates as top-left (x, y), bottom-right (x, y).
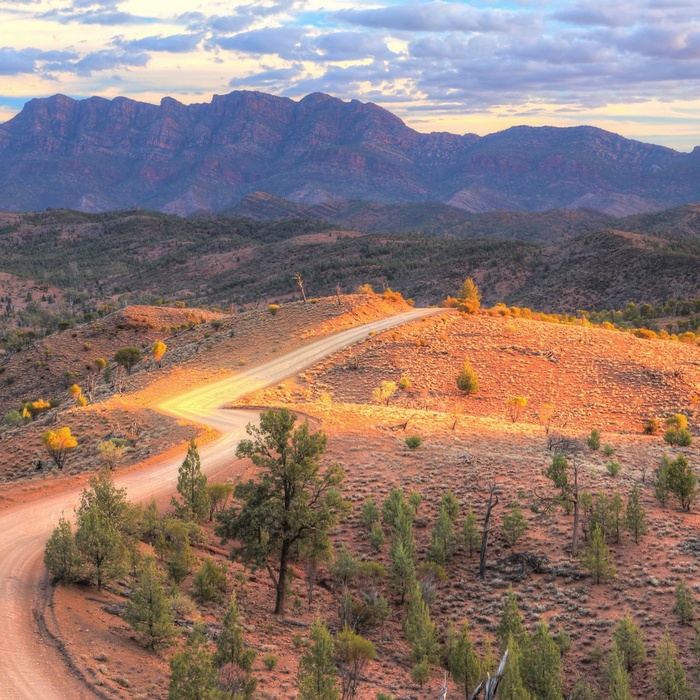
top-left (42, 427), bottom-right (78, 470)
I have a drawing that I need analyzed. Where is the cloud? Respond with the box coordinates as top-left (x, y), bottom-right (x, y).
top-left (213, 26), bottom-right (310, 58)
top-left (0, 47), bottom-right (78, 75)
top-left (230, 64), bottom-right (305, 89)
top-left (334, 1), bottom-right (536, 33)
top-left (119, 33), bottom-right (203, 53)
top-left (73, 47), bottom-right (149, 75)
top-left (41, 8), bottom-right (155, 26)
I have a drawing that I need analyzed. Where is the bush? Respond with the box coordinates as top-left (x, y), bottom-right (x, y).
top-left (456, 360), bottom-right (479, 394)
top-left (2, 410), bottom-right (23, 427)
top-left (606, 461), bottom-right (621, 477)
top-left (398, 376), bottom-right (411, 391)
top-left (405, 436), bottom-right (422, 450)
top-left (665, 428), bottom-right (693, 447)
top-left (193, 558), bottom-right (228, 603)
top-left (263, 654), bottom-right (278, 670)
top-left (587, 429), bottom-right (601, 451)
top-left (643, 418), bottom-right (659, 435)
top-left (603, 444), bottom-right (615, 457)
top-left (267, 304), bottom-right (280, 316)
top-left (357, 284), bottom-right (375, 295)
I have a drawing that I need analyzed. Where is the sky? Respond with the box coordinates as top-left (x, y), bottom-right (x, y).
top-left (1, 0), bottom-right (699, 151)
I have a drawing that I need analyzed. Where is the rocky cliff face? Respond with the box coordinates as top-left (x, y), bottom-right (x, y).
top-left (0, 90), bottom-right (696, 215)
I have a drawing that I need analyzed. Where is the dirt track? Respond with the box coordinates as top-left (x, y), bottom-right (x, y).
top-left (0, 308), bottom-right (438, 699)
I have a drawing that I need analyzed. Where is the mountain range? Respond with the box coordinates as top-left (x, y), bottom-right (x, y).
top-left (2, 90), bottom-right (700, 216)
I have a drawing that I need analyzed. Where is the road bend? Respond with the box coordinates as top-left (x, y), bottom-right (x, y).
top-left (0, 308), bottom-right (439, 699)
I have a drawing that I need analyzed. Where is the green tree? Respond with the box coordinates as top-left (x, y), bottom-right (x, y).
top-left (389, 539), bottom-right (415, 605)
top-left (428, 504), bottom-right (456, 565)
top-left (297, 617), bottom-right (339, 700)
top-left (172, 439), bottom-right (209, 522)
top-left (447, 622), bottom-right (482, 700)
top-left (44, 516), bottom-right (81, 583)
top-left (502, 506), bottom-right (528, 548)
top-left (652, 633), bottom-right (693, 700)
top-left (667, 454), bottom-right (697, 511)
top-left (496, 588), bottom-right (527, 652)
top-left (520, 621), bottom-right (562, 700)
top-left (604, 643), bottom-right (631, 700)
top-left (463, 508), bottom-right (480, 557)
top-left (457, 360), bottom-right (479, 394)
top-left (612, 615), bottom-right (646, 672)
top-left (157, 519), bottom-right (195, 584)
top-left (124, 555), bottom-right (176, 649)
top-left (169, 622), bottom-right (215, 700)
top-left (192, 557), bottom-right (227, 604)
top-left (359, 497), bottom-right (380, 531)
top-left (655, 457), bottom-right (671, 507)
top-left (497, 634), bottom-right (532, 700)
top-left (216, 409), bottom-right (349, 615)
top-left (441, 491), bottom-right (460, 522)
top-left (113, 346), bottom-right (142, 374)
top-left (214, 592), bottom-right (257, 699)
top-left (625, 484), bottom-right (647, 543)
top-left (75, 506), bottom-right (124, 589)
top-left (544, 452), bottom-right (569, 500)
top-left (335, 626), bottom-right (375, 700)
top-left (404, 583), bottom-right (441, 664)
top-left (206, 482), bottom-right (234, 522)
top-left (587, 429), bottom-right (601, 451)
top-left (673, 579), bottom-right (696, 625)
top-left (580, 524), bottom-right (616, 584)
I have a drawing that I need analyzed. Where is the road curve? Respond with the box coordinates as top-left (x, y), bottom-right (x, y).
top-left (0, 307), bottom-right (439, 699)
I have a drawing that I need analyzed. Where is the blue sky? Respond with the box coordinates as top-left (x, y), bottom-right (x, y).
top-left (1, 0), bottom-right (699, 150)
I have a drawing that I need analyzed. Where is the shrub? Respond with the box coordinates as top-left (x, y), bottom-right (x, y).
top-left (267, 304), bottom-right (280, 316)
top-left (456, 360), bottom-right (479, 394)
top-left (606, 461), bottom-right (621, 477)
top-left (398, 376), bottom-right (411, 391)
top-left (405, 436), bottom-right (422, 450)
top-left (193, 558), bottom-right (228, 603)
top-left (587, 429), bottom-right (601, 451)
top-left (507, 396), bottom-right (527, 423)
top-left (644, 418), bottom-right (659, 435)
top-left (263, 654), bottom-right (278, 670)
top-left (603, 444), bottom-right (615, 457)
top-left (113, 346), bottom-right (142, 374)
top-left (2, 410), bottom-right (23, 427)
top-left (357, 284), bottom-right (375, 295)
top-left (665, 428), bottom-right (693, 447)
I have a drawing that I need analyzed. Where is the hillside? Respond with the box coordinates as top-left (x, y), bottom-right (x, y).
top-left (1, 91), bottom-right (699, 215)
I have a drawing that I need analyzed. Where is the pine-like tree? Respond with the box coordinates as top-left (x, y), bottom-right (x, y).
top-left (404, 583), bottom-right (441, 664)
top-left (652, 632), bottom-right (693, 700)
top-left (580, 524), bottom-right (616, 584)
top-left (496, 588), bottom-right (527, 652)
top-left (124, 555), bottom-right (176, 649)
top-left (502, 506), bottom-right (528, 548)
top-left (214, 592), bottom-right (256, 699)
top-left (168, 622), bottom-right (215, 700)
top-left (44, 516), bottom-right (81, 583)
top-left (172, 439), bottom-right (209, 522)
top-left (389, 540), bottom-right (415, 605)
top-left (604, 643), bottom-right (631, 700)
top-left (673, 579), bottom-right (696, 626)
top-left (667, 454), bottom-right (697, 511)
top-left (497, 634), bottom-right (532, 700)
top-left (612, 615), bottom-right (646, 672)
top-left (427, 504), bottom-right (455, 565)
top-left (625, 484), bottom-right (647, 543)
top-left (447, 622), bottom-right (482, 700)
top-left (297, 617), bottom-right (339, 700)
top-left (463, 507), bottom-right (480, 558)
top-left (520, 621), bottom-right (562, 700)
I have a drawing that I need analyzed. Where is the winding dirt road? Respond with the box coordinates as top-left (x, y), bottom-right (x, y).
top-left (0, 308), bottom-right (438, 699)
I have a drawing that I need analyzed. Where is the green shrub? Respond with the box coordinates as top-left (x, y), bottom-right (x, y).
top-left (2, 410), bottom-right (23, 427)
top-left (405, 436), bottom-right (422, 450)
top-left (587, 429), bottom-right (601, 451)
top-left (263, 654), bottom-right (278, 670)
top-left (606, 461), bottom-right (621, 477)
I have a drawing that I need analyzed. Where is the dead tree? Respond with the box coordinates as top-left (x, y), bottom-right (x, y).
top-left (293, 273), bottom-right (307, 304)
top-left (468, 649), bottom-right (508, 699)
top-left (479, 483), bottom-right (500, 579)
top-left (336, 283), bottom-right (343, 306)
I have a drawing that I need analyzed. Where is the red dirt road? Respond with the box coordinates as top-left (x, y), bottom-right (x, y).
top-left (0, 308), bottom-right (438, 699)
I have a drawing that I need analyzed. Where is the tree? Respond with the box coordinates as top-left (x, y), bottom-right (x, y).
top-left (652, 632), bottom-right (693, 700)
top-left (75, 504), bottom-right (124, 589)
top-left (192, 557), bottom-right (228, 604)
top-left (206, 482), bottom-right (234, 522)
top-left (458, 278), bottom-right (481, 314)
top-left (447, 622), bottom-right (482, 700)
top-left (655, 457), bottom-right (671, 507)
top-left (389, 539), bottom-right (415, 605)
top-left (44, 516), bottom-right (81, 583)
top-left (604, 643), bottom-right (632, 700)
top-left (97, 439), bottom-right (126, 470)
top-left (216, 409), bottom-right (348, 615)
top-left (404, 583), bottom-right (441, 664)
top-left (42, 427), bottom-right (78, 469)
top-left (463, 508), bottom-right (480, 558)
top-left (172, 439), bottom-right (209, 522)
top-left (335, 626), bottom-right (375, 700)
top-left (479, 483), bottom-right (500, 579)
top-left (113, 346), bottom-right (142, 374)
top-left (214, 592), bottom-right (256, 699)
top-left (520, 621), bottom-right (562, 700)
top-left (673, 579), bottom-right (696, 625)
top-left (124, 556), bottom-right (176, 649)
top-left (372, 380), bottom-right (397, 406)
top-left (297, 617), bottom-right (339, 700)
top-left (625, 484), bottom-right (647, 543)
top-left (359, 497), bottom-right (380, 532)
top-left (169, 622), bottom-right (215, 700)
top-left (152, 341), bottom-right (167, 367)
top-left (612, 615), bottom-right (646, 672)
top-left (498, 635), bottom-right (532, 700)
top-left (667, 454), bottom-right (697, 511)
top-left (507, 397), bottom-right (528, 423)
top-left (587, 429), bottom-right (601, 451)
top-left (502, 506), bottom-right (528, 548)
top-left (457, 360), bottom-right (479, 394)
top-left (428, 504), bottom-right (456, 565)
top-left (580, 524), bottom-right (615, 584)
top-left (496, 588), bottom-right (527, 652)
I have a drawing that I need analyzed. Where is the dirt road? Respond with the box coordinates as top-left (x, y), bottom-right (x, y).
top-left (0, 308), bottom-right (438, 699)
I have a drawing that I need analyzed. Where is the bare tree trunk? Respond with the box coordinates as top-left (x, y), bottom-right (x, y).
top-left (336, 284), bottom-right (342, 305)
top-left (275, 540), bottom-right (290, 615)
top-left (294, 273), bottom-right (307, 304)
top-left (571, 456), bottom-right (580, 556)
top-left (479, 484), bottom-right (499, 580)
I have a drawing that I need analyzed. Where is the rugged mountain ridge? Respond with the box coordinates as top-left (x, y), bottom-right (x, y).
top-left (0, 90), bottom-right (698, 215)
